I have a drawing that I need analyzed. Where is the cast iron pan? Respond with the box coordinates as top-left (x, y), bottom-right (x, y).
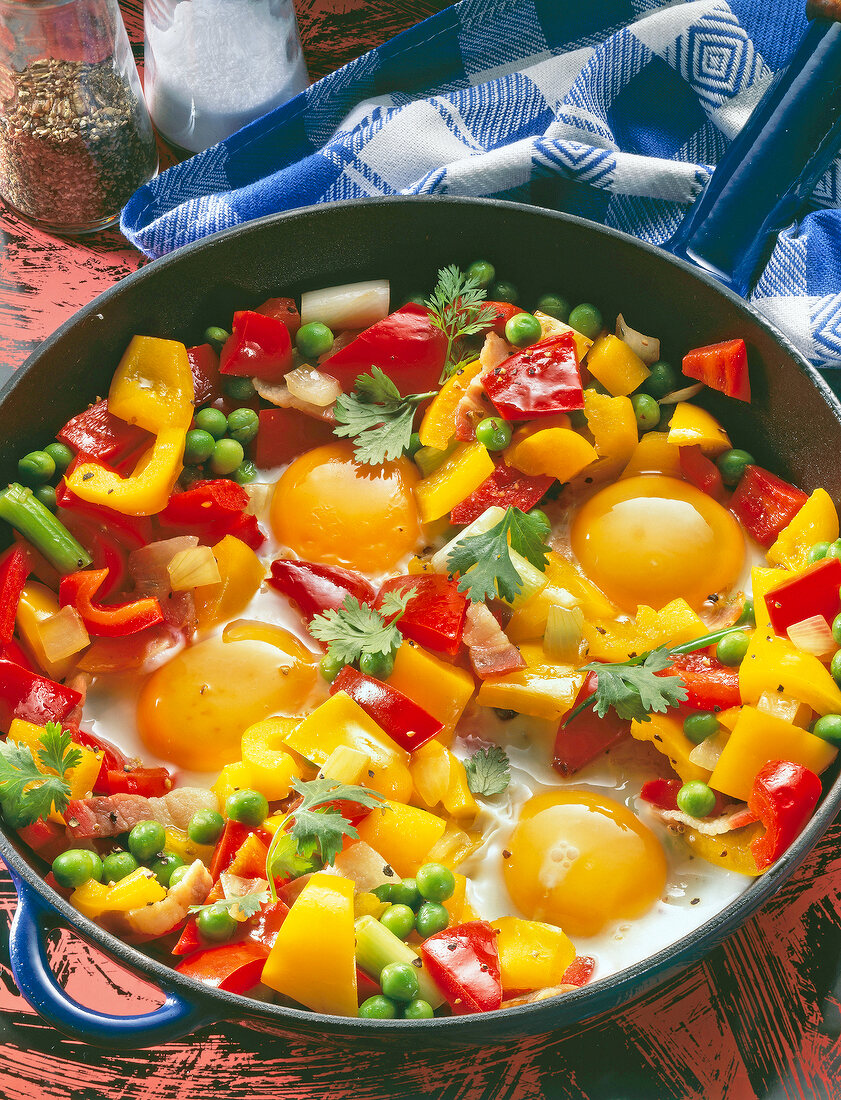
top-left (2, 10), bottom-right (841, 1051)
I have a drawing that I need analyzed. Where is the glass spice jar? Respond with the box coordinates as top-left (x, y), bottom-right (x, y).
top-left (0, 0), bottom-right (158, 234)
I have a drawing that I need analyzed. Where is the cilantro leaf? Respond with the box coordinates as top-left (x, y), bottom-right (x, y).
top-left (189, 887), bottom-right (269, 921)
top-left (424, 265), bottom-right (497, 381)
top-left (38, 722), bottom-right (82, 777)
top-left (464, 746), bottom-right (511, 796)
top-left (582, 648), bottom-right (687, 724)
top-left (309, 592), bottom-right (410, 667)
top-left (0, 722), bottom-right (80, 826)
top-left (333, 367), bottom-right (436, 466)
top-left (447, 507), bottom-right (550, 603)
top-left (268, 831), bottom-right (321, 881)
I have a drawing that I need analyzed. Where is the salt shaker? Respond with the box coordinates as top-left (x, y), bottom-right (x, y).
top-left (0, 0), bottom-right (158, 235)
top-left (144, 0), bottom-right (309, 154)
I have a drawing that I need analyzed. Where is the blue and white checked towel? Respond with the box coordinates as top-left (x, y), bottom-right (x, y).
top-left (121, 0), bottom-right (841, 369)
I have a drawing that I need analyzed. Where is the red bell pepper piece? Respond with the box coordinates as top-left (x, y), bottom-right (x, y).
top-left (667, 652), bottom-right (741, 711)
top-left (56, 481), bottom-right (153, 550)
top-left (251, 407), bottom-right (336, 469)
top-left (255, 296), bottom-right (301, 338)
top-left (268, 559), bottom-right (377, 620)
top-left (730, 465), bottom-right (808, 548)
top-left (1, 639), bottom-right (35, 671)
top-left (247, 898), bottom-right (289, 950)
top-left (59, 568), bottom-right (164, 638)
top-left (357, 966), bottom-right (381, 1003)
top-left (89, 529), bottom-right (131, 603)
top-left (450, 463), bottom-right (554, 525)
top-left (748, 760), bottom-right (822, 870)
top-left (376, 574), bottom-right (468, 656)
top-left (220, 310), bottom-right (293, 381)
top-left (176, 941), bottom-right (269, 993)
top-left (0, 544), bottom-right (30, 644)
top-left (553, 672), bottom-right (629, 777)
top-left (57, 400), bottom-right (151, 466)
top-left (561, 955), bottom-right (596, 988)
top-left (639, 778), bottom-right (682, 811)
top-left (187, 343), bottom-right (222, 406)
top-left (484, 301), bottom-right (521, 337)
top-left (682, 338), bottom-right (751, 403)
top-left (0, 659), bottom-right (81, 728)
top-left (105, 767), bottom-right (172, 798)
top-left (208, 821), bottom-right (273, 881)
top-left (483, 333), bottom-right (584, 420)
top-left (330, 665), bottom-right (443, 751)
top-left (679, 445), bottom-right (724, 500)
top-left (17, 818), bottom-right (68, 862)
top-left (765, 556), bottom-right (841, 637)
top-left (320, 304), bottom-right (448, 394)
top-left (420, 920), bottom-right (503, 1015)
top-left (160, 480), bottom-right (265, 550)
top-left (74, 728), bottom-right (130, 794)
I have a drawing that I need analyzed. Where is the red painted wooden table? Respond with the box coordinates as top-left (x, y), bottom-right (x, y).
top-left (1, 3), bottom-right (841, 1097)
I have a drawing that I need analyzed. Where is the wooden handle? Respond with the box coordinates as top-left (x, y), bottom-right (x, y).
top-left (808, 0), bottom-right (841, 21)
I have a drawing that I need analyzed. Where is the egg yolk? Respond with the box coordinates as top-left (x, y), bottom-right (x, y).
top-left (136, 636), bottom-right (316, 772)
top-left (570, 474), bottom-right (745, 612)
top-left (502, 791), bottom-right (667, 938)
top-left (270, 441), bottom-right (421, 575)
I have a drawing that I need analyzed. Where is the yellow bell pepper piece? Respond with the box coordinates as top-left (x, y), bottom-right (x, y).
top-left (766, 489), bottom-right (839, 572)
top-left (211, 761), bottom-right (252, 807)
top-left (424, 819), bottom-right (482, 869)
top-left (163, 827), bottom-right (214, 868)
top-left (666, 402), bottom-right (732, 456)
top-left (756, 690), bottom-right (812, 729)
top-left (630, 712), bottom-right (709, 783)
top-left (193, 535), bottom-right (266, 630)
top-left (15, 583), bottom-right (76, 681)
top-left (262, 872), bottom-right (357, 1016)
top-left (583, 599), bottom-right (707, 664)
top-left (65, 337), bottom-right (193, 516)
top-left (751, 566), bottom-right (788, 631)
top-left (586, 334), bottom-right (650, 396)
top-left (740, 630), bottom-right (841, 716)
top-left (710, 705), bottom-right (837, 801)
top-left (8, 719), bottom-right (102, 823)
top-left (356, 800), bottom-right (447, 876)
top-left (684, 822), bottom-right (764, 877)
top-left (622, 431), bottom-right (681, 479)
top-left (410, 740), bottom-right (451, 810)
top-left (71, 867), bottom-right (165, 920)
top-left (354, 891), bottom-right (390, 920)
top-left (414, 441), bottom-right (495, 523)
top-left (240, 717), bottom-right (304, 801)
top-left (476, 644), bottom-right (584, 722)
top-left (388, 641), bottom-right (474, 735)
top-left (493, 916), bottom-right (576, 993)
top-left (506, 552), bottom-right (615, 642)
top-left (533, 311), bottom-right (593, 361)
top-left (441, 754), bottom-right (478, 820)
top-left (283, 692), bottom-right (412, 803)
top-left (506, 427), bottom-right (597, 482)
top-left (583, 390), bottom-right (638, 471)
top-left (443, 871), bottom-right (467, 923)
top-left (418, 360), bottom-right (484, 450)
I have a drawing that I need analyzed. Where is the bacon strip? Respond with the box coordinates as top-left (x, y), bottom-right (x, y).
top-left (65, 787), bottom-right (218, 839)
top-left (463, 603), bottom-right (525, 679)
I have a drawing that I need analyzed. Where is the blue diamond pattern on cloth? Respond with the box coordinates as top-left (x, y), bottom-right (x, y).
top-left (666, 7), bottom-right (767, 114)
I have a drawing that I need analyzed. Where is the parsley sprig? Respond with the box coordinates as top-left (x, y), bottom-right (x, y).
top-left (446, 506), bottom-right (550, 603)
top-left (333, 368), bottom-right (436, 466)
top-left (0, 723), bottom-right (82, 826)
top-left (564, 647), bottom-right (687, 727)
top-left (266, 777), bottom-right (388, 900)
top-left (189, 888), bottom-right (269, 921)
top-left (425, 265), bottom-right (496, 382)
top-left (309, 591), bottom-right (410, 668)
top-left (465, 746), bottom-right (511, 796)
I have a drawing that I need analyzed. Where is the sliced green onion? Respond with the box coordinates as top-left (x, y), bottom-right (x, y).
top-left (544, 604), bottom-right (585, 664)
top-left (0, 483), bottom-right (91, 574)
top-left (354, 915), bottom-right (444, 1008)
top-left (414, 439), bottom-right (458, 479)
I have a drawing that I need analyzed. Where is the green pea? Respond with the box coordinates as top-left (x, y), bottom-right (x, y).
top-left (569, 408), bottom-right (588, 430)
top-left (209, 438), bottom-right (245, 477)
top-left (630, 393), bottom-right (660, 432)
top-left (232, 460), bottom-right (257, 485)
top-left (642, 361), bottom-right (679, 400)
top-left (568, 303), bottom-right (603, 340)
top-left (168, 865), bottom-right (191, 889)
top-left (359, 650), bottom-right (394, 680)
top-left (226, 407), bottom-right (259, 446)
top-left (832, 614), bottom-right (841, 649)
top-left (683, 711), bottom-right (721, 745)
top-left (812, 714), bottom-right (841, 747)
top-left (52, 849), bottom-right (101, 889)
top-left (194, 407), bottom-right (228, 440)
top-left (716, 449), bottom-right (755, 488)
top-left (736, 599), bottom-right (756, 628)
top-left (415, 902), bottom-right (449, 938)
top-left (359, 995), bottom-right (398, 1020)
top-left (183, 428), bottom-right (216, 465)
top-left (87, 853), bottom-right (104, 883)
top-left (151, 851), bottom-right (185, 888)
top-left (832, 650), bottom-right (841, 686)
top-left (372, 883), bottom-right (396, 904)
top-left (403, 998), bottom-right (434, 1020)
top-left (204, 325), bottom-right (230, 350)
top-left (490, 280), bottom-right (518, 304)
top-left (716, 631), bottom-right (750, 667)
top-left (18, 450), bottom-right (55, 487)
top-left (475, 417), bottom-right (512, 451)
top-left (34, 485), bottom-right (57, 512)
top-left (225, 788), bottom-right (268, 826)
top-left (296, 322), bottom-right (334, 360)
top-left (535, 293), bottom-right (570, 322)
top-left (466, 260), bottom-right (495, 289)
top-left (389, 879), bottom-right (420, 909)
top-left (416, 863), bottom-right (455, 903)
top-left (528, 508), bottom-right (550, 533)
top-left (380, 962), bottom-right (420, 1003)
top-left (102, 850), bottom-right (138, 883)
top-left (826, 540), bottom-right (841, 561)
top-left (196, 903), bottom-right (237, 943)
top-left (809, 541), bottom-right (832, 564)
top-left (44, 442), bottom-right (74, 475)
top-left (223, 376), bottom-right (256, 402)
top-left (406, 432), bottom-right (422, 458)
top-left (380, 904), bottom-right (415, 940)
top-left (127, 820), bottom-right (166, 862)
top-left (320, 652), bottom-right (345, 683)
top-left (504, 312), bottom-right (542, 348)
top-left (676, 780), bottom-right (716, 818)
top-left (188, 808), bottom-right (225, 846)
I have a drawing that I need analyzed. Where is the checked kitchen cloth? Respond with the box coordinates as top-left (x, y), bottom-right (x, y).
top-left (121, 0), bottom-right (841, 368)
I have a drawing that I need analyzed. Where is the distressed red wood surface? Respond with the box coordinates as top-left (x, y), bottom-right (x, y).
top-left (2, 3), bottom-right (841, 1098)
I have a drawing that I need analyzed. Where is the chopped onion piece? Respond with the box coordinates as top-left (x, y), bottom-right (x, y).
top-left (756, 690), bottom-right (812, 728)
top-left (167, 546), bottom-right (222, 592)
top-left (544, 604), bottom-right (584, 663)
top-left (37, 605), bottom-right (90, 661)
top-left (253, 378), bottom-right (335, 422)
top-left (656, 804), bottom-right (750, 835)
top-left (688, 728), bottom-right (729, 771)
top-left (244, 482), bottom-right (272, 517)
top-left (219, 873), bottom-right (270, 921)
top-left (657, 382), bottom-right (704, 405)
top-left (284, 366), bottom-right (342, 408)
top-left (130, 536), bottom-right (199, 596)
top-left (615, 313), bottom-right (661, 365)
top-left (786, 614), bottom-right (835, 657)
top-left (300, 280), bottom-right (390, 330)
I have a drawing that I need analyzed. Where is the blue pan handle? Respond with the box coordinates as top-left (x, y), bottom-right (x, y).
top-left (667, 11), bottom-right (841, 296)
top-left (7, 869), bottom-right (216, 1048)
